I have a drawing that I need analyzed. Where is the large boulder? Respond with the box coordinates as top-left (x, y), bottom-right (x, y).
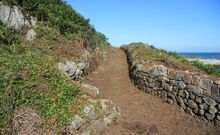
top-left (77, 63), bottom-right (86, 70)
top-left (66, 61), bottom-right (77, 76)
top-left (149, 65), bottom-right (167, 76)
top-left (136, 64), bottom-right (167, 77)
top-left (58, 62), bottom-right (69, 72)
top-left (0, 2), bottom-right (36, 29)
top-left (135, 64), bottom-right (148, 72)
top-left (173, 70), bottom-right (191, 84)
top-left (211, 84), bottom-right (220, 103)
top-left (198, 78), bottom-right (213, 91)
top-left (57, 61), bottom-right (87, 80)
top-left (0, 3), bottom-right (24, 29)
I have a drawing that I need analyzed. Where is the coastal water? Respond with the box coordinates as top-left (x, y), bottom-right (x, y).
top-left (180, 53), bottom-right (220, 71)
top-left (181, 53), bottom-right (220, 60)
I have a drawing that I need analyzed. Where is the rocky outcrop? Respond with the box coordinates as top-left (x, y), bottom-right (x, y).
top-left (122, 45), bottom-right (220, 127)
top-left (57, 50), bottom-right (103, 81)
top-left (0, 2), bottom-right (37, 41)
top-left (0, 2), bottom-right (36, 29)
top-left (58, 61), bottom-right (87, 81)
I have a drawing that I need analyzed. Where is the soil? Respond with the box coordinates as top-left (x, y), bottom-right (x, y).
top-left (85, 48), bottom-right (220, 135)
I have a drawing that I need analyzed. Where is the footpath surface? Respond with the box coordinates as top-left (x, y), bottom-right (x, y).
top-left (85, 48), bottom-right (220, 135)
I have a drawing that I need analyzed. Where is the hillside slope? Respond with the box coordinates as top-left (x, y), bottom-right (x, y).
top-left (121, 43), bottom-right (220, 128)
top-left (1, 1), bottom-right (220, 135)
top-left (0, 0), bottom-right (115, 134)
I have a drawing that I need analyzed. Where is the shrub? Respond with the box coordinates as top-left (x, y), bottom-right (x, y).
top-left (2, 0), bottom-right (109, 49)
top-left (0, 23), bottom-right (20, 45)
top-left (191, 60), bottom-right (220, 76)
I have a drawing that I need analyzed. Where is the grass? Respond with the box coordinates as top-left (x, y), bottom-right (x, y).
top-left (0, 23), bottom-right (89, 133)
top-left (0, 22), bottom-right (21, 45)
top-left (0, 1), bottom-right (110, 133)
top-left (190, 60), bottom-right (220, 76)
top-left (0, 43), bottom-right (82, 129)
top-left (0, 15), bottom-right (110, 132)
top-left (124, 42), bottom-right (220, 77)
top-left (124, 42), bottom-right (172, 63)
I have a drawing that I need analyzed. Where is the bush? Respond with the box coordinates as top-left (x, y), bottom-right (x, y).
top-left (0, 23), bottom-right (20, 45)
top-left (2, 0), bottom-right (110, 49)
top-left (191, 60), bottom-right (220, 76)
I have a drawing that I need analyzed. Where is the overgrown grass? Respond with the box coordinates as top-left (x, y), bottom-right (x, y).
top-left (0, 22), bottom-right (21, 45)
top-left (124, 42), bottom-right (220, 77)
top-left (125, 42), bottom-right (171, 62)
top-left (0, 0), bottom-right (110, 133)
top-left (0, 24), bottom-right (85, 131)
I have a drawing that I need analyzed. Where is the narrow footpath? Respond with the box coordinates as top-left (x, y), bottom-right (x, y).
top-left (86, 48), bottom-right (220, 135)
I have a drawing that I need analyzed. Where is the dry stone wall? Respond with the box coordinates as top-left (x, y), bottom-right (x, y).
top-left (122, 46), bottom-right (220, 127)
top-left (57, 52), bottom-right (102, 81)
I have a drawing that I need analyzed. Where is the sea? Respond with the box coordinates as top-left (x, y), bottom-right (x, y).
top-left (180, 53), bottom-right (220, 72)
top-left (181, 53), bottom-right (220, 60)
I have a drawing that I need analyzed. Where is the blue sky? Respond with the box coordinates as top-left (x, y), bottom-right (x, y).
top-left (66, 0), bottom-right (220, 52)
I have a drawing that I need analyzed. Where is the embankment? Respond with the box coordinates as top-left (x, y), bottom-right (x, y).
top-left (121, 44), bottom-right (220, 127)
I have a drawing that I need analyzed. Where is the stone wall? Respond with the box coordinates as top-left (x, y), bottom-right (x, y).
top-left (57, 49), bottom-right (107, 81)
top-left (122, 46), bottom-right (220, 127)
top-left (57, 57), bottom-right (100, 81)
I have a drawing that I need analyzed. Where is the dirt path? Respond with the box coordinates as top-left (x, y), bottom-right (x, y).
top-left (85, 48), bottom-right (220, 135)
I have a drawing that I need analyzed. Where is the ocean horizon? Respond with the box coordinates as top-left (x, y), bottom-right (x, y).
top-left (180, 52), bottom-right (220, 71)
top-left (180, 52), bottom-right (220, 60)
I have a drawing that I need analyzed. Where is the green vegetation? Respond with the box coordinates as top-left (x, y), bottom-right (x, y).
top-left (151, 46), bottom-right (188, 63)
top-left (0, 0), bottom-right (110, 133)
top-left (190, 60), bottom-right (220, 76)
top-left (125, 42), bottom-right (172, 62)
top-left (2, 0), bottom-right (110, 49)
top-left (0, 36), bottom-right (82, 130)
top-left (125, 42), bottom-right (220, 77)
top-left (0, 22), bottom-right (21, 45)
